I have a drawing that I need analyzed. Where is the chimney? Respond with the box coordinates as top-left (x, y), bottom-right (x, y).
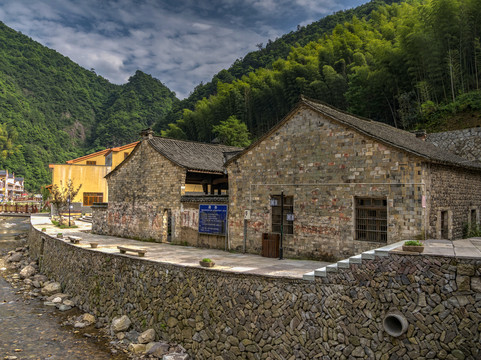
top-left (414, 130), bottom-right (427, 141)
top-left (140, 128), bottom-right (154, 140)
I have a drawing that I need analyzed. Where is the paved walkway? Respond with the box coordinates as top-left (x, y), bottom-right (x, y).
top-left (31, 216), bottom-right (330, 280)
top-left (402, 238), bottom-right (481, 258)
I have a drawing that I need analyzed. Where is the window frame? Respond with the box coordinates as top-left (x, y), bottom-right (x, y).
top-left (83, 192), bottom-right (104, 206)
top-left (355, 197), bottom-right (388, 243)
top-left (270, 194), bottom-right (294, 235)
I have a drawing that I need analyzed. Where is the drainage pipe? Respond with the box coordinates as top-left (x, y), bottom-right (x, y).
top-left (383, 310), bottom-right (409, 337)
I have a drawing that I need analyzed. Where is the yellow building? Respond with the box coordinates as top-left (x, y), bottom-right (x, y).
top-left (49, 142), bottom-right (138, 206)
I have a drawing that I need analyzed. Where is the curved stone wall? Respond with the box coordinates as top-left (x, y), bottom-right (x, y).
top-left (28, 225), bottom-right (481, 359)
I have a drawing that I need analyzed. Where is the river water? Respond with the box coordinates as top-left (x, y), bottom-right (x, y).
top-left (0, 216), bottom-right (127, 359)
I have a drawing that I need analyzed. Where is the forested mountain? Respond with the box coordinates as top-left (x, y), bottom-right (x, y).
top-left (0, 22), bottom-right (177, 191)
top-left (156, 0), bottom-right (402, 132)
top-left (159, 0), bottom-right (481, 143)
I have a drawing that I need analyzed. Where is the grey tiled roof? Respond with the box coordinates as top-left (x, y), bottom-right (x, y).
top-left (180, 195), bottom-right (229, 203)
top-left (225, 97), bottom-right (481, 170)
top-left (302, 98), bottom-right (481, 170)
top-left (148, 137), bottom-right (242, 173)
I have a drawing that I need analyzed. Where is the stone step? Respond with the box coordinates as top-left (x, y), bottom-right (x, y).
top-left (303, 271), bottom-right (315, 281)
top-left (349, 254), bottom-right (362, 264)
top-left (303, 241), bottom-right (407, 281)
top-left (337, 259), bottom-right (351, 269)
top-left (314, 267), bottom-right (327, 277)
top-left (326, 264), bottom-right (338, 273)
top-left (361, 250), bottom-right (376, 260)
top-left (374, 241), bottom-right (405, 257)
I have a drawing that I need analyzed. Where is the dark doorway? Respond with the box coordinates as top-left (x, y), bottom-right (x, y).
top-left (163, 209), bottom-right (172, 242)
top-left (441, 211), bottom-right (448, 239)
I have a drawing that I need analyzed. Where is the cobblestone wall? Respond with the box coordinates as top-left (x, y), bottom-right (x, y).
top-left (97, 140), bottom-right (186, 242)
top-left (227, 106), bottom-right (426, 259)
top-left (179, 201), bottom-right (227, 249)
top-left (427, 164), bottom-right (481, 239)
top-left (91, 203), bottom-right (108, 234)
top-left (28, 227), bottom-right (481, 360)
top-left (426, 127), bottom-right (481, 162)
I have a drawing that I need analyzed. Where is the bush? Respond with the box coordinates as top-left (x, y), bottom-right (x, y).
top-left (463, 223), bottom-right (481, 238)
top-left (201, 258), bottom-right (212, 263)
top-left (404, 240), bottom-right (423, 246)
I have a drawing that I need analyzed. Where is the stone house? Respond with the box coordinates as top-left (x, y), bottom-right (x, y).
top-left (225, 97), bottom-right (481, 260)
top-left (93, 129), bottom-right (241, 247)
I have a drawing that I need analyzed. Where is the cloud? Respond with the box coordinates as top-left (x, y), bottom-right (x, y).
top-left (0, 0), bottom-right (365, 98)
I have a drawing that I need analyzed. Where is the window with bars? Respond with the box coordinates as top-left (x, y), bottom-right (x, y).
top-left (355, 197), bottom-right (387, 242)
top-left (86, 160), bottom-right (97, 165)
top-left (83, 192), bottom-right (103, 206)
top-left (271, 195), bottom-right (294, 234)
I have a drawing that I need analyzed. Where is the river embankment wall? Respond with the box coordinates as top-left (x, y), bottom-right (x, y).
top-left (28, 224), bottom-right (481, 359)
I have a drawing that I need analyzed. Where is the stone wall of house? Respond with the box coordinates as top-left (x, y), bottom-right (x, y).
top-left (28, 226), bottom-right (481, 359)
top-left (96, 140), bottom-right (186, 242)
top-left (227, 106), bottom-right (426, 260)
top-left (179, 201), bottom-right (227, 249)
top-left (427, 164), bottom-right (481, 239)
top-left (91, 203), bottom-right (108, 234)
top-left (426, 127), bottom-right (481, 162)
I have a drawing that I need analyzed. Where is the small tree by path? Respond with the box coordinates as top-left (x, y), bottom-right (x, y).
top-left (40, 185), bottom-right (50, 211)
top-left (50, 179), bottom-right (82, 223)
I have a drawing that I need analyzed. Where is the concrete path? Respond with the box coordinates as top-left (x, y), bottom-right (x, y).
top-left (31, 216), bottom-right (331, 280)
top-left (416, 238), bottom-right (481, 258)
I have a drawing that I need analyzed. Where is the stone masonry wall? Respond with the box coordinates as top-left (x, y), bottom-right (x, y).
top-left (227, 106), bottom-right (426, 260)
top-left (180, 201), bottom-right (227, 249)
top-left (29, 226), bottom-right (481, 359)
top-left (427, 164), bottom-right (481, 239)
top-left (92, 203), bottom-right (108, 234)
top-left (97, 140), bottom-right (186, 242)
top-left (426, 127), bottom-right (481, 162)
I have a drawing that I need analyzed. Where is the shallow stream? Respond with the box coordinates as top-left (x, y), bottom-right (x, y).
top-left (0, 216), bottom-right (127, 359)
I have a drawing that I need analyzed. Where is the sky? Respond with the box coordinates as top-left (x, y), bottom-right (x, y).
top-left (0, 0), bottom-right (365, 99)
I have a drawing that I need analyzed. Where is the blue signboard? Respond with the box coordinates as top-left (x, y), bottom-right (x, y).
top-left (198, 204), bottom-right (228, 235)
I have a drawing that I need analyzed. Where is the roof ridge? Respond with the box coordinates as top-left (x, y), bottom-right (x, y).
top-left (226, 96), bottom-right (481, 171)
top-left (152, 135), bottom-right (242, 150)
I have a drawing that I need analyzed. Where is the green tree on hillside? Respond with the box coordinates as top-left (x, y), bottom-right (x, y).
top-left (212, 116), bottom-right (251, 147)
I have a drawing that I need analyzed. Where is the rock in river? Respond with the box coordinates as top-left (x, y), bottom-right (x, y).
top-left (19, 265), bottom-right (36, 279)
top-left (138, 328), bottom-right (156, 344)
top-left (41, 282), bottom-right (61, 296)
top-left (111, 315), bottom-right (131, 333)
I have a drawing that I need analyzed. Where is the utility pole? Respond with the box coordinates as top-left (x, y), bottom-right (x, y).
top-left (279, 191), bottom-right (284, 260)
top-left (68, 195), bottom-right (71, 227)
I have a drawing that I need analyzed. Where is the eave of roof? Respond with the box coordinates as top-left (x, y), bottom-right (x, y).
top-left (106, 137), bottom-right (242, 179)
top-left (112, 141), bottom-right (140, 152)
top-left (147, 137), bottom-right (242, 173)
top-left (225, 96), bottom-right (481, 171)
top-left (66, 149), bottom-right (110, 164)
top-left (104, 141), bottom-right (140, 156)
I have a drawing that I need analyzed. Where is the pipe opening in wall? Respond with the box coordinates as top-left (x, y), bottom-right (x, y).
top-left (383, 311), bottom-right (408, 337)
